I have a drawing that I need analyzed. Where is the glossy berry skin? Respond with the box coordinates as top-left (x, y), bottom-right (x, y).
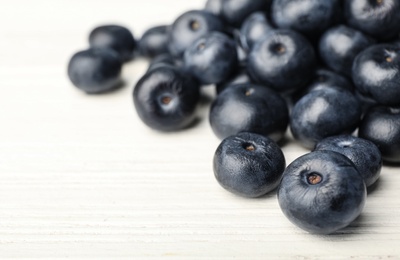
top-left (271, 0), bottom-right (339, 37)
top-left (133, 66), bottom-right (200, 132)
top-left (89, 25), bottom-right (135, 62)
top-left (67, 48), bottom-right (122, 94)
top-left (220, 0), bottom-right (268, 27)
top-left (234, 32), bottom-right (248, 65)
top-left (319, 25), bottom-right (374, 76)
top-left (344, 0), bottom-right (400, 40)
top-left (204, 0), bottom-right (223, 15)
top-left (359, 106), bottom-right (400, 163)
top-left (138, 25), bottom-right (169, 58)
top-left (352, 44), bottom-right (400, 107)
top-left (247, 29), bottom-right (316, 94)
top-left (240, 12), bottom-right (274, 52)
top-left (210, 83), bottom-right (289, 142)
top-left (214, 132), bottom-right (286, 198)
top-left (315, 135), bottom-right (382, 187)
top-left (278, 150), bottom-right (366, 234)
top-left (184, 32), bottom-right (238, 85)
top-left (290, 88), bottom-right (362, 149)
top-left (168, 10), bottom-right (225, 57)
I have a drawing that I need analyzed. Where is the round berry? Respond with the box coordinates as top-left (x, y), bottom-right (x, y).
top-left (278, 150), bottom-right (366, 234)
top-left (133, 66), bottom-right (200, 132)
top-left (352, 44), bottom-right (400, 107)
top-left (319, 25), bottom-right (374, 76)
top-left (359, 106), bottom-right (400, 163)
top-left (247, 29), bottom-right (316, 94)
top-left (290, 88), bottom-right (361, 149)
top-left (344, 0), bottom-right (400, 41)
top-left (89, 25), bottom-right (136, 62)
top-left (67, 48), bottom-right (122, 94)
top-left (138, 25), bottom-right (170, 58)
top-left (210, 83), bottom-right (289, 142)
top-left (214, 132), bottom-right (286, 198)
top-left (184, 32), bottom-right (238, 85)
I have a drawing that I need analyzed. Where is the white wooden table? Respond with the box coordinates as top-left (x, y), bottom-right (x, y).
top-left (0, 1), bottom-right (399, 258)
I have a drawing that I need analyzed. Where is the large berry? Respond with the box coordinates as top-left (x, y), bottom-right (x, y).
top-left (290, 88), bottom-right (361, 149)
top-left (344, 0), bottom-right (400, 40)
top-left (359, 106), bottom-right (400, 163)
top-left (352, 44), bottom-right (400, 107)
top-left (278, 150), bottom-right (366, 234)
top-left (89, 25), bottom-right (136, 62)
top-left (247, 29), bottom-right (316, 94)
top-left (67, 48), bottom-right (122, 94)
top-left (210, 83), bottom-right (289, 142)
top-left (214, 132), bottom-right (286, 198)
top-left (319, 25), bottom-right (374, 76)
top-left (184, 32), bottom-right (238, 85)
top-left (133, 66), bottom-right (200, 132)
top-left (138, 25), bottom-right (169, 58)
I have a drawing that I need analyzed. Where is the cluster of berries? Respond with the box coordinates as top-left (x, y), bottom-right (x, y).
top-left (67, 0), bottom-right (400, 234)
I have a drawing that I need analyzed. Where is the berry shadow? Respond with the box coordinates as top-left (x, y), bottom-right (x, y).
top-left (183, 116), bottom-right (203, 130)
top-left (256, 188), bottom-right (278, 199)
top-left (383, 161), bottom-right (400, 167)
top-left (84, 79), bottom-right (127, 95)
top-left (366, 177), bottom-right (381, 195)
top-left (222, 188), bottom-right (278, 201)
top-left (152, 116), bottom-right (204, 135)
top-left (315, 214), bottom-right (371, 239)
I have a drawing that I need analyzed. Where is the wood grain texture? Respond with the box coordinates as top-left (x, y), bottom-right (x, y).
top-left (0, 1), bottom-right (399, 258)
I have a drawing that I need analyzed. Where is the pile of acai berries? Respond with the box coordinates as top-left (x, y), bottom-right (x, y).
top-left (67, 0), bottom-right (400, 235)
